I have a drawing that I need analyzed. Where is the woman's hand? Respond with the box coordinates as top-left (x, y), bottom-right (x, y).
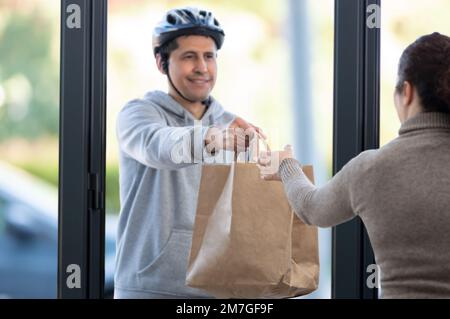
top-left (258, 145), bottom-right (294, 181)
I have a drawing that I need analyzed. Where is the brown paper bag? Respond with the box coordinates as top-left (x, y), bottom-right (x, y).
top-left (186, 162), bottom-right (320, 298)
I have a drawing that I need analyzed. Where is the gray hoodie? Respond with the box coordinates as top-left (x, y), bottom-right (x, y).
top-left (114, 90), bottom-right (235, 298)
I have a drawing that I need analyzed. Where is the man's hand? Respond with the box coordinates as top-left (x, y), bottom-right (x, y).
top-left (258, 145), bottom-right (295, 181)
top-left (228, 116), bottom-right (266, 139)
top-left (205, 116), bottom-right (266, 154)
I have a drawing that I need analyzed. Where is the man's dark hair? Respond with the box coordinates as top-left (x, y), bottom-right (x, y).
top-left (156, 38), bottom-right (180, 74)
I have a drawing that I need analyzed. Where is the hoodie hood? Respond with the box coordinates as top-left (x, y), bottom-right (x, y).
top-left (143, 90), bottom-right (226, 124)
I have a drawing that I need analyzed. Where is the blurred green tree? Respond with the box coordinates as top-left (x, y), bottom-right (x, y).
top-left (0, 6), bottom-right (59, 141)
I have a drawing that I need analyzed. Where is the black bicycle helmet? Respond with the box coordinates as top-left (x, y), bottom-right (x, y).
top-left (152, 7), bottom-right (225, 56)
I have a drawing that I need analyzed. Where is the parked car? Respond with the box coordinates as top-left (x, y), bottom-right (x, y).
top-left (0, 161), bottom-right (117, 298)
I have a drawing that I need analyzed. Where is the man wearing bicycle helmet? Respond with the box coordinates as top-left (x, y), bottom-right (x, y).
top-left (115, 7), bottom-right (263, 298)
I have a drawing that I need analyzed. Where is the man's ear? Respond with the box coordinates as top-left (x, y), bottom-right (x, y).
top-left (155, 54), bottom-right (166, 75)
top-left (403, 81), bottom-right (414, 107)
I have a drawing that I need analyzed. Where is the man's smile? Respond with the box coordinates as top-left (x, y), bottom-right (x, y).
top-left (188, 78), bottom-right (211, 86)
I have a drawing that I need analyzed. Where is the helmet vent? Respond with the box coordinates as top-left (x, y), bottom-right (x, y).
top-left (184, 10), bottom-right (195, 20)
top-left (167, 14), bottom-right (177, 25)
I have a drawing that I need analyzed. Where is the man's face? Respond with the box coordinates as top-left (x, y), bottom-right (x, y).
top-left (166, 35), bottom-right (218, 102)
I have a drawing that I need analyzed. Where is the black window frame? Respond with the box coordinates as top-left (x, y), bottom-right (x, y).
top-left (332, 0), bottom-right (380, 299)
top-left (58, 0), bottom-right (107, 298)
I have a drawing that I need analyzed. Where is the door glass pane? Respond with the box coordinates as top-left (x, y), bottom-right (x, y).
top-left (283, 0), bottom-right (335, 299)
top-left (381, 0), bottom-right (450, 146)
top-left (107, 0), bottom-right (334, 299)
top-left (0, 1), bottom-right (60, 298)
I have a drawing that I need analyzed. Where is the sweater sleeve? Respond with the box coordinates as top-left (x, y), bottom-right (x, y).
top-left (116, 99), bottom-right (211, 170)
top-left (279, 158), bottom-right (357, 228)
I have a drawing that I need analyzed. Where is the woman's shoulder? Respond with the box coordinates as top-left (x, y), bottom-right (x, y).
top-left (341, 137), bottom-right (406, 184)
top-left (351, 136), bottom-right (404, 164)
top-left (345, 148), bottom-right (379, 169)
top-left (341, 141), bottom-right (400, 177)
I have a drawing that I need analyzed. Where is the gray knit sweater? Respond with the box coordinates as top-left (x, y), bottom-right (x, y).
top-left (279, 112), bottom-right (450, 299)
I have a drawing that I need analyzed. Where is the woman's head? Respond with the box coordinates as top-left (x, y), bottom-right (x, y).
top-left (394, 32), bottom-right (450, 122)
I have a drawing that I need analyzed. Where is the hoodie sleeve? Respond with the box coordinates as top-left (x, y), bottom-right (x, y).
top-left (116, 99), bottom-right (210, 170)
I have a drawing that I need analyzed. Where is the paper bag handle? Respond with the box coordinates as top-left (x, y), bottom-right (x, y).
top-left (235, 132), bottom-right (270, 163)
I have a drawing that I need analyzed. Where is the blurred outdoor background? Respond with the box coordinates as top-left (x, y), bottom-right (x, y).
top-left (0, 0), bottom-right (449, 298)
